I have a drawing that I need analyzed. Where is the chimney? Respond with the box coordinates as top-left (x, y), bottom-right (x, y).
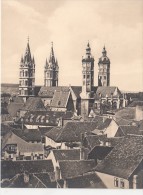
top-left (80, 147), bottom-right (85, 160)
top-left (133, 175), bottom-right (138, 189)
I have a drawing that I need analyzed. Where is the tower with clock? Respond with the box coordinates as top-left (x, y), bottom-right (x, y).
top-left (44, 42), bottom-right (59, 87)
top-left (80, 42), bottom-right (95, 118)
top-left (19, 38), bottom-right (35, 102)
top-left (98, 46), bottom-right (110, 86)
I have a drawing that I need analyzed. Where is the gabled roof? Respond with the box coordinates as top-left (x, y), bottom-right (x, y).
top-left (1, 83), bottom-right (19, 95)
top-left (94, 86), bottom-right (121, 99)
top-left (118, 125), bottom-right (140, 136)
top-left (8, 102), bottom-right (24, 117)
top-left (45, 126), bottom-right (62, 142)
top-left (129, 101), bottom-right (143, 107)
top-left (88, 146), bottom-right (113, 160)
top-left (115, 107), bottom-right (136, 120)
top-left (38, 86), bottom-right (69, 98)
top-left (22, 97), bottom-right (46, 111)
top-left (95, 135), bottom-right (143, 179)
top-left (70, 86), bottom-right (82, 99)
top-left (2, 130), bottom-right (44, 153)
top-left (50, 89), bottom-right (70, 108)
top-left (59, 160), bottom-right (96, 179)
top-left (66, 172), bottom-right (106, 188)
top-left (114, 117), bottom-right (134, 126)
top-left (52, 149), bottom-right (80, 161)
top-left (95, 118), bottom-right (112, 130)
top-left (1, 160), bottom-right (54, 180)
top-left (56, 122), bottom-right (99, 142)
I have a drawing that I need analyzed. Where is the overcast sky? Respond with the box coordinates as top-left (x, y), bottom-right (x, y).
top-left (1, 0), bottom-right (143, 91)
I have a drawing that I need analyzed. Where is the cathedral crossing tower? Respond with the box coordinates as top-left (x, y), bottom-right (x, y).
top-left (44, 43), bottom-right (59, 87)
top-left (98, 46), bottom-right (110, 86)
top-left (19, 38), bottom-right (35, 102)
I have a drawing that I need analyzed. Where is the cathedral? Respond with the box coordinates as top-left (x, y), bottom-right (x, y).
top-left (18, 40), bottom-right (128, 118)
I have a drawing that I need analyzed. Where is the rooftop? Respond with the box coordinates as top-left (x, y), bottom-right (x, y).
top-left (52, 149), bottom-right (80, 161)
top-left (95, 135), bottom-right (143, 179)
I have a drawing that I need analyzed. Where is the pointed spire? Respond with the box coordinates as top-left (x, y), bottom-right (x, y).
top-left (49, 42), bottom-right (55, 63)
top-left (45, 58), bottom-right (49, 68)
top-left (102, 45), bottom-right (107, 56)
top-left (32, 56), bottom-right (35, 63)
top-left (24, 37), bottom-right (32, 62)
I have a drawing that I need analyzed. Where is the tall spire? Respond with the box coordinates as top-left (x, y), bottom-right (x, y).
top-left (49, 42), bottom-right (55, 63)
top-left (24, 36), bottom-right (31, 62)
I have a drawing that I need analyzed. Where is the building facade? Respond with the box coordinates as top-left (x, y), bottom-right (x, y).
top-left (19, 39), bottom-right (35, 102)
top-left (44, 43), bottom-right (59, 87)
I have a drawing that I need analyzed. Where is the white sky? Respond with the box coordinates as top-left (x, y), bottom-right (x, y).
top-left (1, 0), bottom-right (143, 91)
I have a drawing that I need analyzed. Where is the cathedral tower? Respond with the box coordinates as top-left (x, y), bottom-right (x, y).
top-left (44, 43), bottom-right (59, 87)
top-left (98, 46), bottom-right (110, 86)
top-left (80, 42), bottom-right (94, 119)
top-left (19, 38), bottom-right (35, 102)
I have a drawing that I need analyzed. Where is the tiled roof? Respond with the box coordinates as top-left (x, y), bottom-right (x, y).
top-left (84, 134), bottom-right (107, 149)
top-left (70, 86), bottom-right (82, 99)
top-left (94, 86), bottom-right (121, 98)
top-left (38, 86), bottom-right (69, 97)
top-left (88, 146), bottom-right (113, 160)
top-left (8, 103), bottom-right (24, 117)
top-left (59, 160), bottom-right (96, 179)
top-left (129, 101), bottom-right (143, 107)
top-left (96, 118), bottom-right (112, 130)
top-left (23, 110), bottom-right (74, 126)
top-left (95, 135), bottom-right (143, 179)
top-left (50, 89), bottom-right (70, 108)
top-left (1, 83), bottom-right (19, 95)
top-left (52, 149), bottom-right (80, 161)
top-left (22, 97), bottom-right (46, 111)
top-left (2, 130), bottom-right (44, 153)
top-left (118, 125), bottom-right (140, 136)
top-left (114, 117), bottom-right (134, 126)
top-left (1, 160), bottom-right (54, 180)
top-left (115, 107), bottom-right (136, 120)
top-left (38, 126), bottom-right (54, 136)
top-left (56, 122), bottom-right (99, 142)
top-left (45, 126), bottom-right (62, 142)
top-left (67, 172), bottom-right (106, 188)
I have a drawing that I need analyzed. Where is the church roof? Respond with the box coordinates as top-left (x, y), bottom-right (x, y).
top-left (21, 97), bottom-right (46, 111)
top-left (50, 89), bottom-right (70, 108)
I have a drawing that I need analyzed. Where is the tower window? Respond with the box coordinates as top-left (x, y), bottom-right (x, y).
top-left (104, 76), bottom-right (106, 79)
top-left (87, 75), bottom-right (90, 79)
top-left (83, 75), bottom-right (85, 79)
top-left (25, 71), bottom-right (28, 77)
top-left (58, 101), bottom-right (61, 106)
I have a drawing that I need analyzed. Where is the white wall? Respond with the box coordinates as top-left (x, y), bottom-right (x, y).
top-left (105, 120), bottom-right (119, 137)
top-left (95, 171), bottom-right (129, 189)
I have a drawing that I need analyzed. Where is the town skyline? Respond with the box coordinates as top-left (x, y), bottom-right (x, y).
top-left (2, 0), bottom-right (143, 92)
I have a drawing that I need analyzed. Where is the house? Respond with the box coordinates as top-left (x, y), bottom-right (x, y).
top-left (65, 171), bottom-right (106, 188)
top-left (22, 110), bottom-right (74, 129)
top-left (115, 125), bottom-right (141, 137)
top-left (95, 135), bottom-right (143, 189)
top-left (2, 129), bottom-right (44, 161)
top-left (45, 121), bottom-right (98, 149)
top-left (1, 160), bottom-right (55, 187)
top-left (47, 149), bottom-right (81, 175)
top-left (56, 159), bottom-right (96, 187)
top-left (1, 173), bottom-right (56, 188)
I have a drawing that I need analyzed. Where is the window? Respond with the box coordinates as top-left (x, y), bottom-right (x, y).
top-left (87, 75), bottom-right (90, 79)
top-left (83, 75), bottom-right (85, 79)
top-left (114, 177), bottom-right (119, 187)
top-left (120, 179), bottom-right (125, 188)
top-left (58, 101), bottom-right (61, 106)
top-left (104, 76), bottom-right (106, 79)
